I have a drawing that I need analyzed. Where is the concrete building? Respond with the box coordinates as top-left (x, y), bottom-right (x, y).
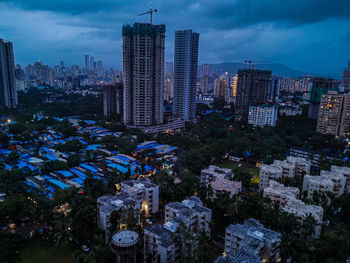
top-left (210, 176), bottom-right (242, 199)
top-left (259, 164), bottom-right (283, 190)
top-left (224, 218), bottom-right (281, 262)
top-left (103, 84), bottom-right (123, 116)
top-left (215, 252), bottom-right (262, 263)
top-left (0, 39), bottom-right (17, 107)
top-left (302, 171), bottom-right (346, 198)
top-left (144, 222), bottom-right (179, 263)
top-left (97, 195), bottom-right (140, 241)
top-left (316, 91), bottom-right (350, 137)
top-left (248, 104), bottom-right (278, 127)
top-left (173, 30), bottom-right (199, 121)
top-left (120, 178), bottom-right (159, 215)
top-left (308, 78), bottom-right (339, 119)
top-left (215, 77), bottom-right (227, 98)
top-left (259, 157), bottom-right (311, 190)
top-left (235, 69), bottom-right (272, 122)
top-left (263, 180), bottom-right (300, 206)
top-left (200, 165), bottom-right (232, 185)
top-left (331, 165), bottom-right (350, 193)
top-left (200, 165), bottom-right (241, 198)
top-left (165, 196), bottom-right (211, 236)
top-left (97, 178), bottom-right (159, 241)
top-left (122, 23), bottom-right (165, 127)
top-left (263, 180), bottom-right (324, 237)
top-left (342, 61), bottom-right (350, 92)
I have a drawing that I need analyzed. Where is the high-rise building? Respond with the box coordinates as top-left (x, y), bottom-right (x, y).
top-left (173, 30), bottom-right (199, 121)
top-left (122, 23), bottom-right (165, 127)
top-left (165, 61), bottom-right (173, 75)
top-left (308, 78), bottom-right (339, 119)
top-left (164, 73), bottom-right (173, 102)
top-left (269, 77), bottom-right (281, 104)
top-left (84, 54), bottom-right (90, 69)
top-left (235, 69), bottom-right (272, 122)
top-left (103, 84), bottom-right (123, 116)
top-left (89, 56), bottom-right (94, 71)
top-left (0, 39), bottom-right (17, 107)
top-left (215, 77), bottom-right (227, 98)
top-left (97, 60), bottom-right (103, 76)
top-left (202, 63), bottom-right (212, 77)
top-left (316, 91), bottom-right (350, 137)
top-left (343, 61), bottom-right (350, 92)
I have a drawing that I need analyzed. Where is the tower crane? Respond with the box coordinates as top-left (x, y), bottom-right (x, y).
top-left (138, 8), bottom-right (158, 24)
top-left (244, 60), bottom-right (265, 70)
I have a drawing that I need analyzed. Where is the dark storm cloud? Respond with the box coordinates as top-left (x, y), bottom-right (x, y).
top-left (3, 0), bottom-right (350, 28)
top-left (0, 0), bottom-right (349, 73)
top-left (199, 0), bottom-right (350, 28)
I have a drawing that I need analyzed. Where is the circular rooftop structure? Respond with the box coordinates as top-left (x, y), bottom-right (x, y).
top-left (111, 230), bottom-right (140, 248)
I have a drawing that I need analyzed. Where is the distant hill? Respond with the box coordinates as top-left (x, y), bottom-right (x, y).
top-left (210, 62), bottom-right (306, 78)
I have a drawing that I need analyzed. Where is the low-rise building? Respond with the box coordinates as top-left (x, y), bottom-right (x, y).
top-left (259, 164), bottom-right (283, 190)
top-left (165, 196), bottom-right (212, 236)
top-left (97, 194), bottom-right (139, 242)
top-left (210, 176), bottom-right (242, 198)
top-left (200, 165), bottom-right (232, 185)
top-left (263, 180), bottom-right (300, 206)
top-left (331, 165), bottom-right (350, 193)
top-left (120, 178), bottom-right (159, 215)
top-left (263, 180), bottom-right (323, 237)
top-left (302, 171), bottom-right (346, 198)
top-left (259, 157), bottom-right (311, 190)
top-left (224, 218), bottom-right (281, 262)
top-left (144, 221), bottom-right (179, 263)
top-left (97, 178), bottom-right (159, 241)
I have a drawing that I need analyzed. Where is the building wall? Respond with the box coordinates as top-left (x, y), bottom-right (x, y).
top-left (0, 39), bottom-right (17, 107)
top-left (122, 23), bottom-right (165, 127)
top-left (235, 69), bottom-right (272, 122)
top-left (173, 30), bottom-right (199, 121)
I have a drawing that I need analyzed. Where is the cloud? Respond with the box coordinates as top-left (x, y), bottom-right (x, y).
top-left (0, 0), bottom-right (349, 73)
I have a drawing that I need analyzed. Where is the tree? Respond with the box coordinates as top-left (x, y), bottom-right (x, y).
top-left (0, 132), bottom-right (9, 147)
top-left (193, 231), bottom-right (218, 263)
top-left (0, 232), bottom-right (25, 263)
top-left (68, 154), bottom-right (81, 167)
top-left (279, 233), bottom-right (299, 262)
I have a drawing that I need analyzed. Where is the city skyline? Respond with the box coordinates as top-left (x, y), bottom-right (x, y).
top-left (0, 0), bottom-right (349, 74)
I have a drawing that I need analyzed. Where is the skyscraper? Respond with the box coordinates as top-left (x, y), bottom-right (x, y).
top-left (202, 64), bottom-right (212, 77)
top-left (235, 69), bottom-right (272, 122)
top-left (173, 30), bottom-right (199, 121)
top-left (122, 23), bottom-right (165, 127)
top-left (0, 39), bottom-right (17, 107)
top-left (90, 56), bottom-right (94, 71)
top-left (308, 78), bottom-right (339, 119)
top-left (84, 54), bottom-right (90, 69)
top-left (316, 91), bottom-right (350, 137)
top-left (342, 61), bottom-right (350, 92)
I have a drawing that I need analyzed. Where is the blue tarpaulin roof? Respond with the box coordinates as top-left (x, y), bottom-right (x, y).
top-left (56, 170), bottom-right (74, 178)
top-left (80, 163), bottom-right (98, 173)
top-left (107, 163), bottom-right (128, 174)
top-left (47, 178), bottom-right (68, 189)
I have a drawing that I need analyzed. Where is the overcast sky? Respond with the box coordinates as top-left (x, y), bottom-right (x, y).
top-left (0, 0), bottom-right (349, 74)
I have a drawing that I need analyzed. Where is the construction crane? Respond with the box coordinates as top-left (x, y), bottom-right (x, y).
top-left (138, 8), bottom-right (158, 24)
top-left (244, 60), bottom-right (265, 70)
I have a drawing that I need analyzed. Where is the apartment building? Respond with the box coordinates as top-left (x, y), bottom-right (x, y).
top-left (165, 196), bottom-right (212, 236)
top-left (224, 218), bottom-right (281, 262)
top-left (302, 171), bottom-right (346, 198)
